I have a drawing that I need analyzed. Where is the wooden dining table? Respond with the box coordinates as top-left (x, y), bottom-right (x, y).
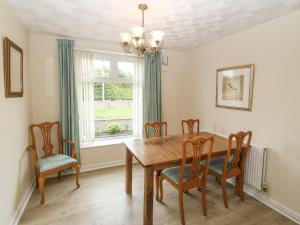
top-left (124, 132), bottom-right (241, 225)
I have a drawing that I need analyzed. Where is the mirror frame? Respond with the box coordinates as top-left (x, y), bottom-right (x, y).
top-left (3, 37), bottom-right (23, 98)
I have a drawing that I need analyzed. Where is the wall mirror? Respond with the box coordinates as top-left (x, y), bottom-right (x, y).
top-left (3, 37), bottom-right (23, 97)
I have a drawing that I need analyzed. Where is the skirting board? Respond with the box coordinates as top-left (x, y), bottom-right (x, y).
top-left (243, 184), bottom-right (300, 224)
top-left (9, 179), bottom-right (36, 225)
top-left (80, 159), bottom-right (126, 172)
top-left (80, 159), bottom-right (137, 173)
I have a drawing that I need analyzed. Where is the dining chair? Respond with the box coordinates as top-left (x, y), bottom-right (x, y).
top-left (181, 119), bottom-right (200, 135)
top-left (205, 131), bottom-right (252, 208)
top-left (157, 136), bottom-right (214, 225)
top-left (144, 121), bottom-right (168, 139)
top-left (27, 121), bottom-right (80, 204)
top-left (144, 121), bottom-right (168, 201)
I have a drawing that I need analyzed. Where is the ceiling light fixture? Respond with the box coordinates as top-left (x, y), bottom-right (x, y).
top-left (120, 4), bottom-right (164, 56)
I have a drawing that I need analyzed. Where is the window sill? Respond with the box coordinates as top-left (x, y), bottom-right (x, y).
top-left (80, 136), bottom-right (135, 149)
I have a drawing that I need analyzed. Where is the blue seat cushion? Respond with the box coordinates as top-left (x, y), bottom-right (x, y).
top-left (161, 165), bottom-right (192, 183)
top-left (38, 154), bottom-right (77, 173)
top-left (201, 157), bottom-right (232, 174)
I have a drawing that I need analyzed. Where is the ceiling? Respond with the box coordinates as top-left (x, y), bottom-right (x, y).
top-left (5, 0), bottom-right (300, 50)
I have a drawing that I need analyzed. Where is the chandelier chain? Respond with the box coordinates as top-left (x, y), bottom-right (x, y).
top-left (142, 10), bottom-right (144, 27)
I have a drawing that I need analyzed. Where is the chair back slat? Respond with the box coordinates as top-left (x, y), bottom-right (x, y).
top-left (30, 121), bottom-right (63, 158)
top-left (180, 136), bottom-right (214, 187)
top-left (144, 121), bottom-right (167, 139)
top-left (181, 119), bottom-right (200, 135)
top-left (189, 143), bottom-right (204, 180)
top-left (224, 131), bottom-right (252, 172)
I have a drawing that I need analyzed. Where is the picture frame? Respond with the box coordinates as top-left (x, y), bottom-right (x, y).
top-left (216, 64), bottom-right (254, 111)
top-left (3, 37), bottom-right (23, 98)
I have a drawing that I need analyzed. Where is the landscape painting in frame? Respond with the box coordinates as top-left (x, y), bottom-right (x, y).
top-left (216, 64), bottom-right (254, 111)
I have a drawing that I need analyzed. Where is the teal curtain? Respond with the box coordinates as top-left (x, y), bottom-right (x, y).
top-left (57, 39), bottom-right (80, 162)
top-left (143, 52), bottom-right (162, 130)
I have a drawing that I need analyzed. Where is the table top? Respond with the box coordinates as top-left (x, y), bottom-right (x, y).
top-left (124, 132), bottom-right (230, 168)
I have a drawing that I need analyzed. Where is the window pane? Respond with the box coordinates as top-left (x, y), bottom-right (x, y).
top-left (94, 82), bottom-right (133, 139)
top-left (94, 82), bottom-right (103, 100)
top-left (118, 62), bottom-right (134, 79)
top-left (94, 60), bottom-right (110, 78)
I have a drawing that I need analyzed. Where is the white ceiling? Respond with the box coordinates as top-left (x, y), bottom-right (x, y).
top-left (5, 0), bottom-right (300, 50)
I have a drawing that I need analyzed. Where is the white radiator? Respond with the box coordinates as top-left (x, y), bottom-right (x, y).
top-left (244, 145), bottom-right (268, 191)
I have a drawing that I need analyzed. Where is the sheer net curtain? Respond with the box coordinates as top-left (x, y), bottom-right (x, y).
top-left (133, 57), bottom-right (144, 138)
top-left (76, 52), bottom-right (95, 145)
top-left (76, 51), bottom-right (144, 144)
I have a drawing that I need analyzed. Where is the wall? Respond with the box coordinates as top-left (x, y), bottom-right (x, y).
top-left (188, 11), bottom-right (300, 215)
top-left (0, 0), bottom-right (33, 224)
top-left (29, 33), bottom-right (192, 168)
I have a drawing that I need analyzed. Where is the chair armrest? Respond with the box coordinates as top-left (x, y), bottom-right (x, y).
top-left (27, 145), bottom-right (39, 169)
top-left (62, 139), bottom-right (77, 159)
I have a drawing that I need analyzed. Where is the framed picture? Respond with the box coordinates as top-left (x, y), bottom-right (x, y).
top-left (3, 37), bottom-right (23, 98)
top-left (216, 64), bottom-right (254, 111)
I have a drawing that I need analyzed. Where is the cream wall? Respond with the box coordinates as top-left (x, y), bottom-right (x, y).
top-left (188, 11), bottom-right (300, 215)
top-left (0, 0), bottom-right (33, 224)
top-left (29, 33), bottom-right (192, 167)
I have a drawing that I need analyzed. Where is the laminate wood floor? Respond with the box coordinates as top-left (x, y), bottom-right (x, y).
top-left (19, 165), bottom-right (296, 225)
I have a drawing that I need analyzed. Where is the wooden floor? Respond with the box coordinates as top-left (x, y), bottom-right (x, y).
top-left (19, 165), bottom-right (296, 225)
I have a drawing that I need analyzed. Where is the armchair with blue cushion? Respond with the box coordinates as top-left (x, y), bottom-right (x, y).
top-left (27, 121), bottom-right (80, 204)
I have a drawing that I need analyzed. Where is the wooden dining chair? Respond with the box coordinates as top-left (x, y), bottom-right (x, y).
top-left (205, 131), bottom-right (252, 208)
top-left (157, 136), bottom-right (214, 225)
top-left (144, 121), bottom-right (168, 139)
top-left (181, 119), bottom-right (200, 135)
top-left (27, 121), bottom-right (80, 204)
top-left (144, 121), bottom-right (168, 200)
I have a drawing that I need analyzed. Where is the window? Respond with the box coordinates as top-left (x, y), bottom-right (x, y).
top-left (77, 52), bottom-right (143, 145)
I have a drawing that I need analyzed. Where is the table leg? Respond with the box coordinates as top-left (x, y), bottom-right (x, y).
top-left (125, 148), bottom-right (132, 194)
top-left (144, 166), bottom-right (154, 225)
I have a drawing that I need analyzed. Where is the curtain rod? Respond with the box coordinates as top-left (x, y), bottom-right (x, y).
top-left (75, 49), bottom-right (144, 58)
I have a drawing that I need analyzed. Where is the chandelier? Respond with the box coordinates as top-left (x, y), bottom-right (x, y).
top-left (120, 4), bottom-right (164, 56)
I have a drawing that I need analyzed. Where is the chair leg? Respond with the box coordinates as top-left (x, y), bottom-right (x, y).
top-left (75, 164), bottom-right (80, 188)
top-left (35, 174), bottom-right (39, 188)
top-left (201, 185), bottom-right (207, 216)
top-left (155, 170), bottom-right (161, 201)
top-left (178, 190), bottom-right (185, 225)
top-left (234, 175), bottom-right (240, 196)
top-left (58, 171), bottom-right (62, 179)
top-left (221, 177), bottom-right (229, 208)
top-left (239, 175), bottom-right (245, 201)
top-left (158, 176), bottom-right (164, 202)
top-left (216, 176), bottom-right (221, 185)
top-left (38, 177), bottom-right (45, 204)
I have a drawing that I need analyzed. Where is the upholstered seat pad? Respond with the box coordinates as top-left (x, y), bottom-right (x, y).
top-left (201, 157), bottom-right (232, 174)
top-left (38, 154), bottom-right (77, 172)
top-left (161, 165), bottom-right (193, 183)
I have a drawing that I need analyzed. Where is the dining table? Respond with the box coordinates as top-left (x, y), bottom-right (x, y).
top-left (123, 131), bottom-right (242, 225)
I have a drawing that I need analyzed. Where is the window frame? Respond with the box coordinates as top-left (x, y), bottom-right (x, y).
top-left (93, 54), bottom-right (135, 84)
top-left (93, 53), bottom-right (137, 141)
